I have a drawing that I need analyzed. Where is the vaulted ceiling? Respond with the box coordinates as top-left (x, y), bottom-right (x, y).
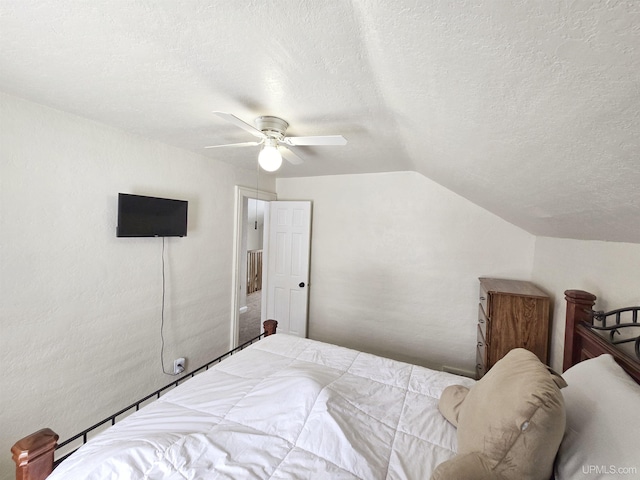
top-left (1, 1), bottom-right (638, 242)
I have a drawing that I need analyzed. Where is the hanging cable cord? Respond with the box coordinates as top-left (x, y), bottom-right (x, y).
top-left (159, 236), bottom-right (172, 375)
top-left (255, 155), bottom-right (260, 229)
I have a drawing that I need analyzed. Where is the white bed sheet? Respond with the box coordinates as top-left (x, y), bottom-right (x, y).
top-left (49, 334), bottom-right (474, 479)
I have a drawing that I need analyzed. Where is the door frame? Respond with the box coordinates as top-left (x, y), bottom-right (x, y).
top-left (230, 185), bottom-right (277, 349)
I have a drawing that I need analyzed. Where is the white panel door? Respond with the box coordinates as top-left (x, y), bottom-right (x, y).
top-left (263, 201), bottom-right (311, 337)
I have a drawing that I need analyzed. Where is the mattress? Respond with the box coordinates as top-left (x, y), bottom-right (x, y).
top-left (48, 334), bottom-right (474, 479)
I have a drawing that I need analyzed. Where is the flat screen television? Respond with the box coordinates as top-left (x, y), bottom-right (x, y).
top-left (117, 193), bottom-right (188, 237)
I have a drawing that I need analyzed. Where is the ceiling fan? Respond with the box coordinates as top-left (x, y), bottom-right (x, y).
top-left (205, 112), bottom-right (347, 171)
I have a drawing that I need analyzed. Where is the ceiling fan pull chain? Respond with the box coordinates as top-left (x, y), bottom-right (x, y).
top-left (255, 154), bottom-right (260, 229)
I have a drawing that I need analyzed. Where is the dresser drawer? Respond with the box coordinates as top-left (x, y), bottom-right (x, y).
top-left (476, 346), bottom-right (486, 379)
top-left (476, 325), bottom-right (487, 366)
top-left (477, 304), bottom-right (490, 345)
top-left (479, 284), bottom-right (489, 316)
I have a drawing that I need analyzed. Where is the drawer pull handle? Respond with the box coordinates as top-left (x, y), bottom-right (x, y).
top-left (480, 296), bottom-right (486, 301)
top-left (477, 341), bottom-right (484, 348)
top-left (479, 318), bottom-right (485, 324)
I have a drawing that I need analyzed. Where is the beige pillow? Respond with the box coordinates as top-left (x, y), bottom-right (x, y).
top-left (432, 348), bottom-right (566, 480)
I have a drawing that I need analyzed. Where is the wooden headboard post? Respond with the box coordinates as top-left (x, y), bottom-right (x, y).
top-left (263, 319), bottom-right (278, 336)
top-left (563, 289), bottom-right (596, 372)
top-left (11, 428), bottom-right (58, 480)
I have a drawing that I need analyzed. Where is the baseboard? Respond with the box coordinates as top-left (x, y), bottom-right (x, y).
top-left (442, 365), bottom-right (476, 379)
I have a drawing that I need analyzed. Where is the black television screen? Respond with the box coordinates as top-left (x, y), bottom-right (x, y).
top-left (117, 193), bottom-right (188, 237)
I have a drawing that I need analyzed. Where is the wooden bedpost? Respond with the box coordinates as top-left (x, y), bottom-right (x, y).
top-left (563, 290), bottom-right (596, 372)
top-left (12, 428), bottom-right (58, 480)
top-left (263, 319), bottom-right (278, 336)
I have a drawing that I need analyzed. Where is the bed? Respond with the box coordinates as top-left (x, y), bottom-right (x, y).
top-left (11, 290), bottom-right (640, 480)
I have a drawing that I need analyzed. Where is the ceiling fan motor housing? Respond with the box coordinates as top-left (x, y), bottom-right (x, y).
top-left (255, 116), bottom-right (289, 139)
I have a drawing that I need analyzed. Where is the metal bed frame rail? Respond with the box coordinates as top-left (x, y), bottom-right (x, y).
top-left (589, 305), bottom-right (640, 360)
top-left (53, 332), bottom-right (267, 467)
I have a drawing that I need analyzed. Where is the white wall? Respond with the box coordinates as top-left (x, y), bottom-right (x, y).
top-left (277, 172), bottom-right (536, 371)
top-left (0, 93), bottom-right (274, 480)
top-left (532, 236), bottom-right (640, 372)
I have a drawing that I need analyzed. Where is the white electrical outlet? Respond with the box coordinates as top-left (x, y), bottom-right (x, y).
top-left (173, 357), bottom-right (185, 375)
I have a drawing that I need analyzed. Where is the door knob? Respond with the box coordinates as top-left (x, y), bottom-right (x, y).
top-left (299, 282), bottom-right (306, 288)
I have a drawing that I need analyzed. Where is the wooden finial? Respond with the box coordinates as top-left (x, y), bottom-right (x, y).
top-left (12, 428), bottom-right (59, 480)
top-left (263, 319), bottom-right (278, 336)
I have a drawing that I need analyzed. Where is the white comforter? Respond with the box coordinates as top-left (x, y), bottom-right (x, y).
top-left (49, 334), bottom-right (473, 479)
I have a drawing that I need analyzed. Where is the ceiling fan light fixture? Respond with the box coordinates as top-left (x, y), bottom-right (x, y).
top-left (208, 112), bottom-right (347, 169)
top-left (258, 142), bottom-right (282, 172)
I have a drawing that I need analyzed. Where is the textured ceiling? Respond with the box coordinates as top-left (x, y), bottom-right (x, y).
top-left (1, 1), bottom-right (639, 243)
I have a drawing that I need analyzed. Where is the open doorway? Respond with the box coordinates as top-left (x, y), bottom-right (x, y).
top-left (231, 186), bottom-right (276, 348)
top-left (238, 198), bottom-right (266, 344)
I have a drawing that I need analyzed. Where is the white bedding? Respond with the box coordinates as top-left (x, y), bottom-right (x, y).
top-left (49, 334), bottom-right (474, 479)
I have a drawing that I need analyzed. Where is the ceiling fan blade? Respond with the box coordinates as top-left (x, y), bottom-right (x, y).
top-left (213, 111), bottom-right (266, 139)
top-left (280, 146), bottom-right (304, 165)
top-left (204, 141), bottom-right (262, 149)
top-left (283, 135), bottom-right (347, 146)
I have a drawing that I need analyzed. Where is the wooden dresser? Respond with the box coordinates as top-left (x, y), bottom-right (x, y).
top-left (476, 278), bottom-right (550, 379)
